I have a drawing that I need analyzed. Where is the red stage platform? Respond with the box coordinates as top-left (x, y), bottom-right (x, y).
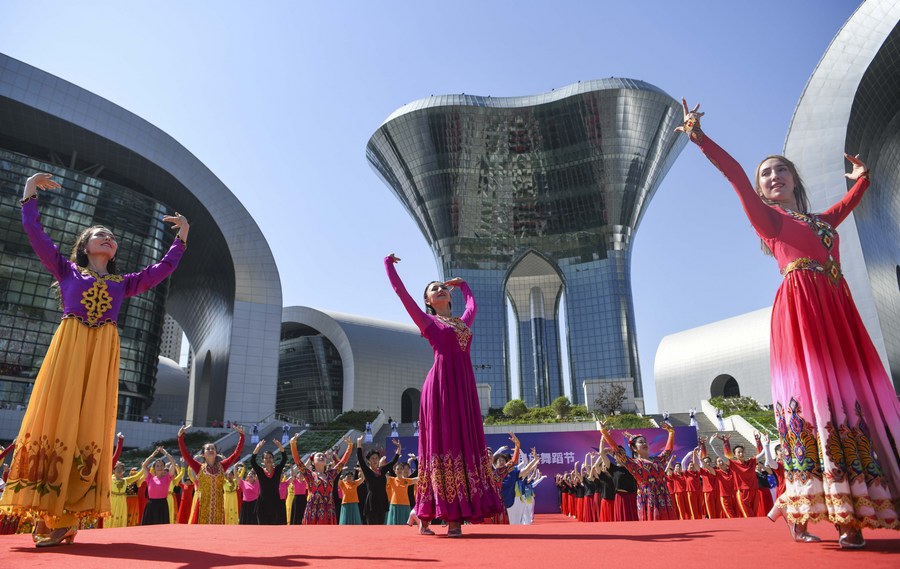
top-left (2, 515), bottom-right (898, 568)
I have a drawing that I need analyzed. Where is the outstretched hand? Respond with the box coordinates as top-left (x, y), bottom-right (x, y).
top-left (163, 212), bottom-right (190, 241)
top-left (388, 253), bottom-right (401, 264)
top-left (844, 153), bottom-right (868, 181)
top-left (24, 173), bottom-right (61, 199)
top-left (674, 99), bottom-right (704, 138)
top-left (444, 277), bottom-right (464, 289)
top-left (178, 424), bottom-right (191, 438)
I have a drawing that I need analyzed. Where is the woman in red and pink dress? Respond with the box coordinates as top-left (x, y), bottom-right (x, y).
top-left (385, 254), bottom-right (505, 537)
top-left (680, 101), bottom-right (900, 547)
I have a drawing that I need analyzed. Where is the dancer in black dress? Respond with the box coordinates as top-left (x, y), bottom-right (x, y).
top-left (250, 439), bottom-right (288, 524)
top-left (356, 437), bottom-right (400, 525)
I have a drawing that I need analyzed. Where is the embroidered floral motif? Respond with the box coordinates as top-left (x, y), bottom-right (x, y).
top-left (417, 449), bottom-right (494, 506)
top-left (5, 433), bottom-right (69, 497)
top-left (851, 401), bottom-right (885, 482)
top-left (80, 280), bottom-right (113, 325)
top-left (76, 441), bottom-right (102, 481)
top-left (436, 315), bottom-right (472, 351)
top-left (783, 210), bottom-right (842, 285)
top-left (776, 399), bottom-right (821, 483)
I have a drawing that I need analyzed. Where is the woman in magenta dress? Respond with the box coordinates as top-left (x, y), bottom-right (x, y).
top-left (385, 254), bottom-right (504, 536)
top-left (680, 101), bottom-right (900, 547)
top-left (599, 422), bottom-right (676, 521)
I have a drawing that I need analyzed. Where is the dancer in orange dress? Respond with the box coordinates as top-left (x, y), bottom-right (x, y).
top-left (0, 173), bottom-right (187, 547)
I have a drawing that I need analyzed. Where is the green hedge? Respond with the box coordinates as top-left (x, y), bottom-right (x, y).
top-left (318, 410), bottom-right (380, 431)
top-left (483, 404), bottom-right (591, 426)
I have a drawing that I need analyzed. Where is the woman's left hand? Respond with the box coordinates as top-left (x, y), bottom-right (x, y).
top-left (163, 212), bottom-right (190, 241)
top-left (844, 153), bottom-right (868, 181)
top-left (444, 277), bottom-right (464, 289)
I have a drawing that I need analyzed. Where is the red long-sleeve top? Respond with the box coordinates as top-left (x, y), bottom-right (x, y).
top-left (178, 431), bottom-right (245, 474)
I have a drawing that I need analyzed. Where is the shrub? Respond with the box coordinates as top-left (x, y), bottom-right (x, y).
top-left (503, 399), bottom-right (528, 418)
top-left (550, 396), bottom-right (572, 419)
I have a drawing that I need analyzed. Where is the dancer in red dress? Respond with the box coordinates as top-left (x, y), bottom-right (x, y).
top-left (681, 101), bottom-right (900, 546)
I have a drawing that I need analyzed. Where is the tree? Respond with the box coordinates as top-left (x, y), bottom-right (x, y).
top-left (550, 396), bottom-right (572, 419)
top-left (502, 399), bottom-right (527, 418)
top-left (594, 383), bottom-right (627, 417)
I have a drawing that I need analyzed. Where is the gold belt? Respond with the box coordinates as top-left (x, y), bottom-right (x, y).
top-left (781, 257), bottom-right (842, 285)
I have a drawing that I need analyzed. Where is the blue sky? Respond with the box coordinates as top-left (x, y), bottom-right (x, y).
top-left (0, 1), bottom-right (862, 412)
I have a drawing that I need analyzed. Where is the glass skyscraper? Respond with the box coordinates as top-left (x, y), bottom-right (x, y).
top-left (367, 80), bottom-right (686, 409)
top-left (0, 150), bottom-right (172, 420)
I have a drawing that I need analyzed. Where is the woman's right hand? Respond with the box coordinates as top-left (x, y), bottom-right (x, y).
top-left (254, 440), bottom-right (266, 454)
top-left (356, 435), bottom-right (364, 447)
top-left (674, 99), bottom-right (704, 139)
top-left (24, 173), bottom-right (61, 199)
top-left (178, 424), bottom-right (190, 438)
top-left (387, 253), bottom-right (400, 264)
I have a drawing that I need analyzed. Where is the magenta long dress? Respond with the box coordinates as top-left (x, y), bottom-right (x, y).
top-left (697, 135), bottom-right (900, 530)
top-left (385, 258), bottom-right (504, 523)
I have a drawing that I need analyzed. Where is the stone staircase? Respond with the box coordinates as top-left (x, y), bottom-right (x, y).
top-left (648, 411), bottom-right (757, 461)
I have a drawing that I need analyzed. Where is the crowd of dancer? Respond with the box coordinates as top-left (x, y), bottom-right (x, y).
top-left (558, 428), bottom-right (788, 524)
top-left (1, 147), bottom-right (898, 549)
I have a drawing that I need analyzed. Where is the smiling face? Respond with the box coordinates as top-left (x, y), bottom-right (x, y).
top-left (152, 459), bottom-right (167, 476)
top-left (202, 443), bottom-right (218, 464)
top-left (756, 156), bottom-right (798, 209)
top-left (423, 281), bottom-right (451, 315)
top-left (84, 227), bottom-right (118, 260)
top-left (630, 436), bottom-right (649, 458)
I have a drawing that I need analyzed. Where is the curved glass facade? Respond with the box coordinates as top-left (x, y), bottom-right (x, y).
top-left (277, 324), bottom-right (343, 424)
top-left (0, 148), bottom-right (173, 420)
top-left (367, 80), bottom-right (686, 408)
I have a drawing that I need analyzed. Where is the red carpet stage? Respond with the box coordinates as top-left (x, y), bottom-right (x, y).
top-left (2, 515), bottom-right (898, 568)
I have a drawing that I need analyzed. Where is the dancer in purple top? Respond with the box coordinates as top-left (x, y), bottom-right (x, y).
top-left (0, 173), bottom-right (187, 547)
top-left (385, 254), bottom-right (503, 537)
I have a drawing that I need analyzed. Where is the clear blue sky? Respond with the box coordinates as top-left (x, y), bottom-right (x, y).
top-left (1, 1), bottom-right (862, 412)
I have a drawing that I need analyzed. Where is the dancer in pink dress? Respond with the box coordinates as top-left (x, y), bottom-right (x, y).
top-left (680, 100), bottom-right (900, 548)
top-left (385, 254), bottom-right (504, 537)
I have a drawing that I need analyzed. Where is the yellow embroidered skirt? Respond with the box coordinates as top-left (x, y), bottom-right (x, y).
top-left (0, 318), bottom-right (120, 528)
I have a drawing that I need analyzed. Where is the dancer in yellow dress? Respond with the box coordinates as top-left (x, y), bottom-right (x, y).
top-left (0, 173), bottom-right (188, 547)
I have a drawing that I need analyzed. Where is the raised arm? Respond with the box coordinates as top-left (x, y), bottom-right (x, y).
top-left (384, 254), bottom-right (433, 333)
top-left (20, 178), bottom-right (70, 280)
top-left (382, 439), bottom-right (401, 472)
top-left (335, 436), bottom-right (355, 469)
top-left (221, 426), bottom-right (246, 469)
top-left (162, 449), bottom-right (178, 478)
top-left (177, 425), bottom-right (201, 474)
top-left (112, 433), bottom-right (124, 466)
top-left (140, 448), bottom-right (159, 478)
top-left (819, 154), bottom-right (870, 227)
top-left (679, 101), bottom-right (781, 238)
top-left (721, 435), bottom-right (735, 461)
top-left (457, 280), bottom-right (477, 327)
top-left (289, 434), bottom-right (307, 472)
top-left (123, 236), bottom-right (186, 297)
